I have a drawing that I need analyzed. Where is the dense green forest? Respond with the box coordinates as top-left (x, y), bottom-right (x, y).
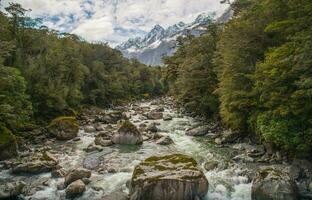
top-left (164, 0), bottom-right (312, 155)
top-left (0, 3), bottom-right (164, 134)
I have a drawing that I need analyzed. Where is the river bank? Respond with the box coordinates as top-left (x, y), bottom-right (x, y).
top-left (0, 97), bottom-right (311, 200)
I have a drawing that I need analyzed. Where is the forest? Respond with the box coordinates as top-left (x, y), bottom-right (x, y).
top-left (0, 3), bottom-right (164, 136)
top-left (164, 0), bottom-right (312, 156)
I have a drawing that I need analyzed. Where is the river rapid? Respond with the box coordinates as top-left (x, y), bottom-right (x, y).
top-left (0, 98), bottom-right (253, 200)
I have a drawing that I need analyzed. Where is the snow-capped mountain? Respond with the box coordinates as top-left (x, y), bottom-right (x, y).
top-left (116, 10), bottom-right (232, 66)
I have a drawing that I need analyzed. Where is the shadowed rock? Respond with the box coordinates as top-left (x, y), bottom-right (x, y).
top-left (252, 168), bottom-right (299, 200)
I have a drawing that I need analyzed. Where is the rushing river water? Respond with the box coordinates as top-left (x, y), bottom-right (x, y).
top-left (0, 100), bottom-right (252, 200)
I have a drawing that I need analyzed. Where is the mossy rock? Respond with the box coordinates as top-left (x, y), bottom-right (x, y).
top-left (119, 120), bottom-right (140, 134)
top-left (0, 126), bottom-right (18, 160)
top-left (112, 120), bottom-right (143, 145)
top-left (47, 117), bottom-right (79, 140)
top-left (130, 154), bottom-right (209, 200)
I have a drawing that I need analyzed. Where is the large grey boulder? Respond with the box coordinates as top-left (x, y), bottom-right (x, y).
top-left (130, 154), bottom-right (209, 200)
top-left (111, 120), bottom-right (143, 145)
top-left (47, 117), bottom-right (79, 140)
top-left (65, 180), bottom-right (86, 199)
top-left (252, 168), bottom-right (299, 200)
top-left (64, 168), bottom-right (91, 187)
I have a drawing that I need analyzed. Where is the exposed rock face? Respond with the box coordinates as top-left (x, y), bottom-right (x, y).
top-left (111, 120), bottom-right (143, 145)
top-left (252, 168), bottom-right (299, 200)
top-left (155, 136), bottom-right (174, 145)
top-left (65, 180), bottom-right (86, 199)
top-left (47, 117), bottom-right (79, 140)
top-left (186, 126), bottom-right (209, 136)
top-left (130, 154), bottom-right (209, 200)
top-left (65, 168), bottom-right (91, 187)
top-left (147, 111), bottom-right (163, 120)
top-left (0, 126), bottom-right (18, 160)
top-left (0, 181), bottom-right (26, 199)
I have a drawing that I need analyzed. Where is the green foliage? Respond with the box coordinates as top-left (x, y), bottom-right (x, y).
top-left (0, 66), bottom-right (33, 131)
top-left (252, 0), bottom-right (312, 154)
top-left (164, 25), bottom-right (220, 118)
top-left (0, 125), bottom-right (16, 145)
top-left (164, 0), bottom-right (312, 155)
top-left (0, 3), bottom-right (164, 140)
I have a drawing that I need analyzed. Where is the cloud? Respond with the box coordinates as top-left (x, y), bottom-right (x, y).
top-left (1, 0), bottom-right (229, 46)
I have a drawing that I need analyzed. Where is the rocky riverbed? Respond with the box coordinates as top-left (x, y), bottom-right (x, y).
top-left (0, 98), bottom-right (312, 200)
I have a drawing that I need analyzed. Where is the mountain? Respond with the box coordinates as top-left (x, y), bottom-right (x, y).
top-left (116, 10), bottom-right (233, 66)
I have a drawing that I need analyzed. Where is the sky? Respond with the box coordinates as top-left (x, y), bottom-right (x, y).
top-left (1, 0), bottom-right (229, 47)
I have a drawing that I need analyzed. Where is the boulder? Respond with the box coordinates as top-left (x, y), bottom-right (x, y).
top-left (130, 154), bottom-right (209, 200)
top-left (155, 136), bottom-right (174, 145)
top-left (251, 168), bottom-right (299, 200)
top-left (111, 120), bottom-right (143, 145)
top-left (12, 160), bottom-right (57, 174)
top-left (204, 161), bottom-right (219, 171)
top-left (12, 152), bottom-right (58, 174)
top-left (163, 114), bottom-right (173, 121)
top-left (0, 126), bottom-right (18, 160)
top-left (84, 125), bottom-right (96, 133)
top-left (146, 123), bottom-right (158, 133)
top-left (147, 112), bottom-right (163, 120)
top-left (65, 168), bottom-right (91, 187)
top-left (0, 181), bottom-right (26, 199)
top-left (47, 117), bottom-right (79, 140)
top-left (65, 180), bottom-right (86, 199)
top-left (94, 136), bottom-right (113, 147)
top-left (186, 126), bottom-right (209, 136)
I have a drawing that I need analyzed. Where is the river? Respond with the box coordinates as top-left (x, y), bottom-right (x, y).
top-left (0, 99), bottom-right (252, 200)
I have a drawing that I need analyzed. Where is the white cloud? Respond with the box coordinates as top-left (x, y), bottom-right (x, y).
top-left (72, 16), bottom-right (114, 42)
top-left (1, 0), bottom-right (229, 46)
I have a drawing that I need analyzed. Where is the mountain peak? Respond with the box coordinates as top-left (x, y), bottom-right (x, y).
top-left (195, 13), bottom-right (212, 24)
top-left (152, 25), bottom-right (165, 31)
top-left (116, 12), bottom-right (217, 65)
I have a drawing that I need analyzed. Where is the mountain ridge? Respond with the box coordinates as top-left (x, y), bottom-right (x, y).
top-left (116, 10), bottom-right (232, 66)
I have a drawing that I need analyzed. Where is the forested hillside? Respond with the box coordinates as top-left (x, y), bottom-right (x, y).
top-left (0, 3), bottom-right (164, 134)
top-left (164, 0), bottom-right (312, 156)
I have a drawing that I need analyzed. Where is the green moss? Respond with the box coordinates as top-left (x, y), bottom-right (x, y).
top-left (0, 126), bottom-right (16, 145)
top-left (132, 154), bottom-right (204, 186)
top-left (119, 120), bottom-right (139, 133)
top-left (48, 116), bottom-right (79, 132)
